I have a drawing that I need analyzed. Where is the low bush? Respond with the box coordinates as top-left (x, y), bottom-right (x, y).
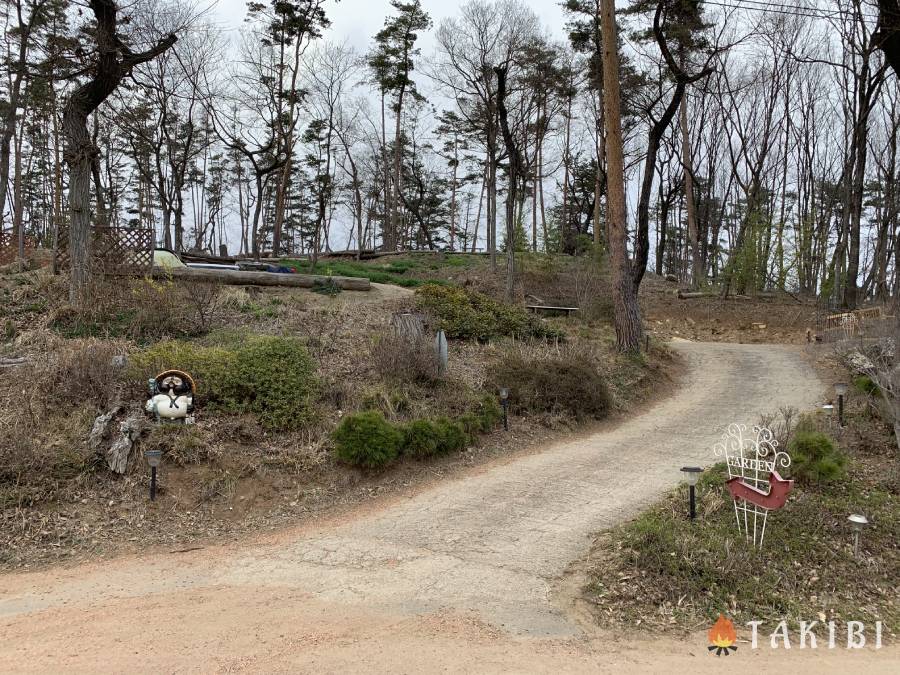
top-left (131, 335), bottom-right (318, 431)
top-left (401, 417), bottom-right (471, 459)
top-left (332, 411), bottom-right (403, 468)
top-left (854, 375), bottom-right (881, 398)
top-left (415, 284), bottom-right (559, 341)
top-left (433, 417), bottom-right (470, 453)
top-left (140, 424), bottom-right (216, 466)
top-left (229, 336), bottom-right (318, 431)
top-left (787, 430), bottom-right (847, 484)
top-left (370, 331), bottom-right (441, 384)
top-left (486, 352), bottom-right (611, 420)
top-left (402, 418), bottom-right (443, 458)
top-left (50, 278), bottom-right (220, 342)
top-left (0, 411), bottom-right (99, 508)
top-left (32, 337), bottom-right (129, 411)
top-left (459, 395), bottom-right (503, 434)
top-left (129, 340), bottom-right (234, 398)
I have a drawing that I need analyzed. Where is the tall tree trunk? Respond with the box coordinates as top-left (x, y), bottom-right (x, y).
top-left (392, 84), bottom-right (407, 251)
top-left (473, 164), bottom-right (486, 253)
top-left (656, 183), bottom-right (670, 276)
top-left (0, 1), bottom-right (43, 226)
top-left (495, 66), bottom-right (522, 301)
top-left (13, 115), bottom-right (25, 270)
top-left (593, 97), bottom-right (606, 249)
top-left (449, 135), bottom-right (458, 251)
top-left (487, 141), bottom-right (497, 269)
top-left (62, 0), bottom-right (175, 304)
top-left (600, 0), bottom-right (643, 352)
top-left (680, 97), bottom-right (701, 289)
top-left (380, 89), bottom-right (392, 249)
top-left (561, 91), bottom-right (572, 253)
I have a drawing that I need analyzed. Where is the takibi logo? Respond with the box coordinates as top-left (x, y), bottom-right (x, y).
top-left (706, 616), bottom-right (884, 654)
top-left (708, 615), bottom-right (738, 656)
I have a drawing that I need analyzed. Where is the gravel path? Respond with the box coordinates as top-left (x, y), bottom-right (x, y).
top-left (1, 341), bottom-right (862, 673)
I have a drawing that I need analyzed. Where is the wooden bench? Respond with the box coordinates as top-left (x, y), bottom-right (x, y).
top-left (526, 305), bottom-right (579, 317)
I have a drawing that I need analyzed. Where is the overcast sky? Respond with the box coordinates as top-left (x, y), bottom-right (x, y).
top-left (210, 0), bottom-right (571, 54)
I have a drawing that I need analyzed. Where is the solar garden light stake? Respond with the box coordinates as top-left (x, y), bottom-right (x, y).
top-left (499, 388), bottom-right (509, 431)
top-left (835, 382), bottom-right (849, 427)
top-left (145, 449), bottom-right (162, 501)
top-left (848, 513), bottom-right (868, 558)
top-left (681, 466), bottom-right (703, 521)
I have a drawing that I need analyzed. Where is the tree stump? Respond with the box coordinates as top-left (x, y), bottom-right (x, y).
top-left (391, 312), bottom-right (426, 341)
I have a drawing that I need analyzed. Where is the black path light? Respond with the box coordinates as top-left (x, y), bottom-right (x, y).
top-left (499, 387), bottom-right (510, 431)
top-left (145, 449), bottom-right (162, 501)
top-left (835, 382), bottom-right (849, 427)
top-left (681, 466), bottom-right (703, 521)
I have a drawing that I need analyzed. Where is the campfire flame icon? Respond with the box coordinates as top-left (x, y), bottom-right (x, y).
top-left (707, 615), bottom-right (738, 656)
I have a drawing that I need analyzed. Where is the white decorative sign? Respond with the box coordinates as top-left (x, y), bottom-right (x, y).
top-left (714, 424), bottom-right (793, 549)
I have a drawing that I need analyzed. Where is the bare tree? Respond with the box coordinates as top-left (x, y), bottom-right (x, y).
top-left (63, 0), bottom-right (176, 304)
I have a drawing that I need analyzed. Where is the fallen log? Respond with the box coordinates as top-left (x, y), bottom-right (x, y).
top-left (153, 266), bottom-right (371, 291)
top-left (676, 290), bottom-right (779, 300)
top-left (180, 251), bottom-right (238, 265)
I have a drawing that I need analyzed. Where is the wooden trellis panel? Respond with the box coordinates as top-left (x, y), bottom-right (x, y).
top-left (55, 226), bottom-right (154, 277)
top-left (0, 232), bottom-right (37, 266)
top-left (0, 232), bottom-right (11, 265)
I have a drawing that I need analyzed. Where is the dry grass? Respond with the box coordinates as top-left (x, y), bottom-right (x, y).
top-left (370, 331), bottom-right (442, 385)
top-left (0, 259), bottom-right (679, 571)
top-left (585, 397), bottom-right (900, 636)
top-left (31, 336), bottom-right (129, 411)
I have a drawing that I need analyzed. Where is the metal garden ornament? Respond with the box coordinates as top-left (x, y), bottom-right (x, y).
top-left (714, 424), bottom-right (794, 549)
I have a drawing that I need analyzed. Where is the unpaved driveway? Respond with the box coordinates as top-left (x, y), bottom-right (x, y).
top-left (3, 342), bottom-right (894, 672)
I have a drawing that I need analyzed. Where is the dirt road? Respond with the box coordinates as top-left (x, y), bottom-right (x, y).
top-left (1, 342), bottom-right (895, 672)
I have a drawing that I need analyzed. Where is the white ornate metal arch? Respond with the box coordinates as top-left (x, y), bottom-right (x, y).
top-left (714, 424), bottom-right (792, 549)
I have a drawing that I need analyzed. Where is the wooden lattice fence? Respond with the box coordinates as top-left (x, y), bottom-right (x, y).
top-left (55, 225), bottom-right (154, 276)
top-left (0, 231), bottom-right (37, 266)
top-left (819, 305), bottom-right (896, 343)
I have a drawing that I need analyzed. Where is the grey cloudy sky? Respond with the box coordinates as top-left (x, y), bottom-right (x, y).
top-left (211, 0), bottom-right (570, 52)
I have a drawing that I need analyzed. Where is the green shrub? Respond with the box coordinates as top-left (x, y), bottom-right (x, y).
top-left (402, 419), bottom-right (443, 458)
top-left (401, 416), bottom-right (471, 458)
top-left (854, 375), bottom-right (881, 398)
top-left (130, 340), bottom-right (234, 397)
top-left (434, 417), bottom-right (470, 453)
top-left (474, 394), bottom-right (503, 430)
top-left (459, 395), bottom-right (503, 434)
top-left (332, 411), bottom-right (403, 468)
top-left (787, 431), bottom-right (847, 484)
top-left (415, 283), bottom-right (559, 341)
top-left (458, 413), bottom-right (482, 436)
top-left (228, 337), bottom-right (318, 430)
top-left (486, 352), bottom-right (611, 419)
top-left (131, 336), bottom-right (318, 431)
